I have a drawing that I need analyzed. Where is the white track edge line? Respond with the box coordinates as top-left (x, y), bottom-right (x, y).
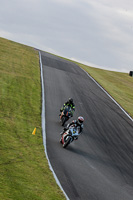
top-left (39, 51), bottom-right (69, 200)
top-left (80, 67), bottom-right (133, 122)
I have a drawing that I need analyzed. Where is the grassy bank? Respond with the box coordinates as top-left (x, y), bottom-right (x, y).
top-left (77, 63), bottom-right (133, 119)
top-left (0, 37), bottom-right (65, 200)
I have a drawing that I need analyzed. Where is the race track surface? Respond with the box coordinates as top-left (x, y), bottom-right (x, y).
top-left (40, 51), bottom-right (133, 200)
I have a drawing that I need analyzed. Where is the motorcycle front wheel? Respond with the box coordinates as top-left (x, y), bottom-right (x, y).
top-left (61, 116), bottom-right (68, 126)
top-left (63, 136), bottom-right (71, 148)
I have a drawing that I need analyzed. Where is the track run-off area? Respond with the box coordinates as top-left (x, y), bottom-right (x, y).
top-left (40, 51), bottom-right (133, 200)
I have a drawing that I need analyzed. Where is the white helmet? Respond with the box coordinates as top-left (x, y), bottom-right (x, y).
top-left (77, 116), bottom-right (84, 125)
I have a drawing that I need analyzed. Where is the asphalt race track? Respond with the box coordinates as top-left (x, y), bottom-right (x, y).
top-left (40, 51), bottom-right (133, 200)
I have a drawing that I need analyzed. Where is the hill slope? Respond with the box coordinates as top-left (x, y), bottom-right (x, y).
top-left (0, 37), bottom-right (65, 200)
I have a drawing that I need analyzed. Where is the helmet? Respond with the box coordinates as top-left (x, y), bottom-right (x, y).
top-left (77, 116), bottom-right (84, 125)
top-left (69, 98), bottom-right (73, 104)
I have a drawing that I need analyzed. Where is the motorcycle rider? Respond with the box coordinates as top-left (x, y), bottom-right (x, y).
top-left (60, 98), bottom-right (75, 118)
top-left (60, 116), bottom-right (84, 140)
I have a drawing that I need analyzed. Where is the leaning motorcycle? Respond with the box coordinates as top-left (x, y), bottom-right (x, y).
top-left (60, 125), bottom-right (79, 148)
top-left (60, 106), bottom-right (72, 126)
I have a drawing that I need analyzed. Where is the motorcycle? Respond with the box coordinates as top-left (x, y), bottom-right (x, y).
top-left (60, 125), bottom-right (79, 148)
top-left (60, 106), bottom-right (73, 126)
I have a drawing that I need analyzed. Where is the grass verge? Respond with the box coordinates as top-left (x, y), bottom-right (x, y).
top-left (77, 63), bottom-right (133, 119)
top-left (0, 37), bottom-right (65, 200)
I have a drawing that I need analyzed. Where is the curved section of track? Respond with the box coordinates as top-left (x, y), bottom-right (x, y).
top-left (40, 51), bottom-right (133, 200)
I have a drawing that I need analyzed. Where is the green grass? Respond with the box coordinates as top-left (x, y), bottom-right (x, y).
top-left (77, 63), bottom-right (133, 118)
top-left (0, 37), bottom-right (65, 200)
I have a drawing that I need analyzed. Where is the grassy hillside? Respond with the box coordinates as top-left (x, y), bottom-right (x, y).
top-left (0, 37), bottom-right (65, 200)
top-left (77, 63), bottom-right (133, 119)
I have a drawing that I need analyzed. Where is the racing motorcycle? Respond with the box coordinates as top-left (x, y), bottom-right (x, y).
top-left (60, 105), bottom-right (73, 126)
top-left (60, 125), bottom-right (79, 148)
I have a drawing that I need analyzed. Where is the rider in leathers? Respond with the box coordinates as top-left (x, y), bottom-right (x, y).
top-left (60, 98), bottom-right (75, 117)
top-left (61, 116), bottom-right (84, 140)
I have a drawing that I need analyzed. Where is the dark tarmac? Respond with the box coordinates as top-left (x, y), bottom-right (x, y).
top-left (41, 51), bottom-right (133, 200)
